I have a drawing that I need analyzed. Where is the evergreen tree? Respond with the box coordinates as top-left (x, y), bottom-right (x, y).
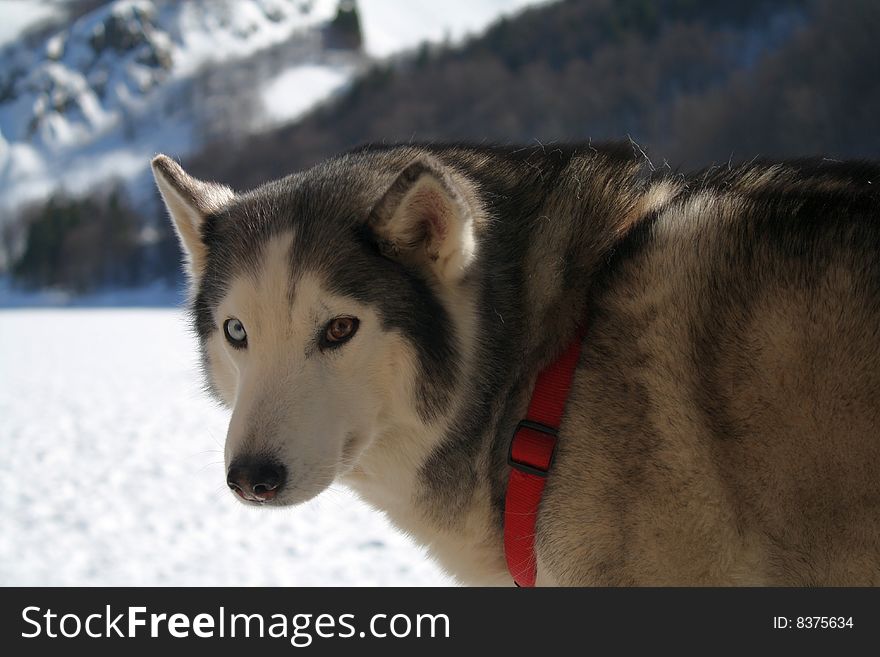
top-left (325, 0), bottom-right (363, 51)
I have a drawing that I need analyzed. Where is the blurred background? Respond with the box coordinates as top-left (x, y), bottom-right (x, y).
top-left (0, 0), bottom-right (878, 585)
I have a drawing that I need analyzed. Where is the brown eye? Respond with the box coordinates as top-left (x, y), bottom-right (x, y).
top-left (321, 316), bottom-right (359, 349)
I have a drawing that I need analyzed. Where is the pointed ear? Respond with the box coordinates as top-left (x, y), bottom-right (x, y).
top-left (368, 157), bottom-right (479, 283)
top-left (151, 154), bottom-right (234, 281)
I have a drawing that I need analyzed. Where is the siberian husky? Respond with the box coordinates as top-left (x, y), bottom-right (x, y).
top-left (152, 143), bottom-right (880, 585)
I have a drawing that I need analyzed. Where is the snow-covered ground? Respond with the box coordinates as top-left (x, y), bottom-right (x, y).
top-left (0, 309), bottom-right (451, 586)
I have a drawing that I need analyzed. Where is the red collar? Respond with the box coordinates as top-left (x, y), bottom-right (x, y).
top-left (504, 327), bottom-right (585, 587)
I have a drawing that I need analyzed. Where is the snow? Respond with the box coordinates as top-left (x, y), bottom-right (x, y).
top-left (0, 1), bottom-right (549, 219)
top-left (165, 0), bottom-right (338, 76)
top-left (0, 309), bottom-right (452, 585)
top-left (259, 63), bottom-right (352, 128)
top-left (0, 0), bottom-right (343, 213)
top-left (358, 0), bottom-right (547, 57)
top-left (0, 0), bottom-right (59, 46)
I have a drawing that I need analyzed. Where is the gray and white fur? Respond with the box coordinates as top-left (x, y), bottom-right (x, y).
top-left (152, 143), bottom-right (880, 585)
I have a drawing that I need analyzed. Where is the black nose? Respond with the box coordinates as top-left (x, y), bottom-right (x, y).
top-left (227, 457), bottom-right (287, 503)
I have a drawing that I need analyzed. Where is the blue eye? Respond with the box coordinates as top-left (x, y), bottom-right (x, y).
top-left (223, 318), bottom-right (247, 347)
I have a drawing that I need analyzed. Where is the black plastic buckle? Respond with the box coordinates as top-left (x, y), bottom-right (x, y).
top-left (507, 420), bottom-right (559, 478)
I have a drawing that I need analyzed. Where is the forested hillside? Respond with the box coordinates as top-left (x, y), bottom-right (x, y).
top-left (7, 0), bottom-right (880, 294)
top-left (190, 0), bottom-right (879, 189)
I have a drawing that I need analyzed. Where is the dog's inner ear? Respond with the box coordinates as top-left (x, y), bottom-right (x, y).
top-left (151, 154), bottom-right (234, 281)
top-left (368, 157), bottom-right (477, 283)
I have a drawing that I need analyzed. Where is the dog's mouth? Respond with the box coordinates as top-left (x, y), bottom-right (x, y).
top-left (229, 484), bottom-right (279, 504)
top-left (235, 493), bottom-right (288, 507)
top-left (228, 481), bottom-right (285, 506)
top-left (230, 481), bottom-right (307, 508)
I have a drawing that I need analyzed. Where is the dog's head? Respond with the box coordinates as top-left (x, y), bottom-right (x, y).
top-left (151, 150), bottom-right (482, 506)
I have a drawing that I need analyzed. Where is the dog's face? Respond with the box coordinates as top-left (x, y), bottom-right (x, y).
top-left (151, 151), bottom-right (481, 506)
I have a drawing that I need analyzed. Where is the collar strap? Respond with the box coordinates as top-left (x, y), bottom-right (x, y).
top-left (504, 327), bottom-right (585, 586)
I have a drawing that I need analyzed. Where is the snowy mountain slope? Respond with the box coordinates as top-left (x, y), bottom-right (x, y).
top-left (358, 0), bottom-right (544, 57)
top-left (0, 0), bottom-right (59, 47)
top-left (0, 0), bottom-right (547, 222)
top-left (0, 0), bottom-right (345, 215)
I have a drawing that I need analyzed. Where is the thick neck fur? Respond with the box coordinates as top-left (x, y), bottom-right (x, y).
top-left (348, 143), bottom-right (668, 584)
top-left (470, 143), bottom-right (656, 360)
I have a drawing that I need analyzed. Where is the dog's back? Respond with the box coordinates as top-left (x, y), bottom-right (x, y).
top-left (540, 159), bottom-right (880, 584)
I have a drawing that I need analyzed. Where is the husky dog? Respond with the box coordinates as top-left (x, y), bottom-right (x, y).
top-left (152, 143), bottom-right (880, 585)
